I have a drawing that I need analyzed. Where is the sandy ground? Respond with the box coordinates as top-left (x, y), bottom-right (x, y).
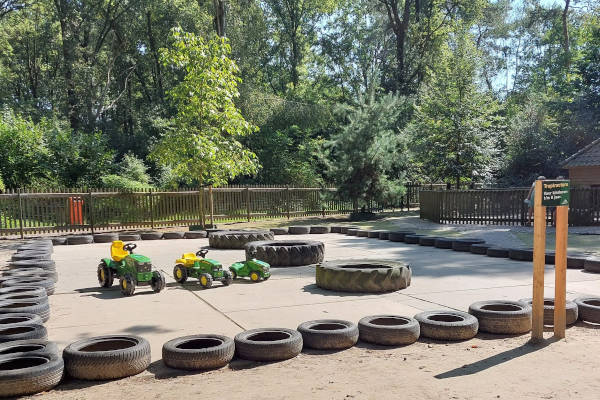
top-left (1, 230), bottom-right (600, 400)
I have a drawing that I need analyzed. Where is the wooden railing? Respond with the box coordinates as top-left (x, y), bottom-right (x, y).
top-left (420, 187), bottom-right (600, 226)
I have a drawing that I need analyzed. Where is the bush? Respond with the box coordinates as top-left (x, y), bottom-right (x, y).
top-left (119, 153), bottom-right (150, 184)
top-left (100, 175), bottom-right (152, 191)
top-left (0, 174), bottom-right (4, 193)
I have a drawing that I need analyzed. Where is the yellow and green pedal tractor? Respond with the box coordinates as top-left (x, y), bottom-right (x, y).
top-left (98, 241), bottom-right (166, 296)
top-left (173, 249), bottom-right (233, 288)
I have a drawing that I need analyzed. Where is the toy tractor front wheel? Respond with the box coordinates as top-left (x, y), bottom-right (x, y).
top-left (199, 273), bottom-right (213, 289)
top-left (97, 263), bottom-right (114, 288)
top-left (173, 264), bottom-right (188, 284)
top-left (120, 275), bottom-right (136, 296)
top-left (250, 272), bottom-right (260, 282)
top-left (222, 270), bottom-right (233, 286)
top-left (229, 268), bottom-right (237, 279)
top-left (151, 271), bottom-right (166, 293)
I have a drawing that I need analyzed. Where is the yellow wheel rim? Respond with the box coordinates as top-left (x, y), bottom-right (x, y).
top-left (201, 276), bottom-right (207, 285)
top-left (250, 272), bottom-right (259, 282)
top-left (176, 269), bottom-right (182, 279)
top-left (122, 280), bottom-right (127, 289)
top-left (100, 269), bottom-right (105, 281)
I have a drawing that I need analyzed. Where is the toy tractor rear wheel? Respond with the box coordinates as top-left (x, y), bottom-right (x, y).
top-left (120, 275), bottom-right (136, 296)
top-left (199, 273), bottom-right (213, 289)
top-left (173, 264), bottom-right (188, 284)
top-left (222, 270), bottom-right (233, 286)
top-left (97, 263), bottom-right (114, 288)
top-left (229, 269), bottom-right (237, 279)
top-left (151, 271), bottom-right (166, 293)
top-left (250, 272), bottom-right (260, 282)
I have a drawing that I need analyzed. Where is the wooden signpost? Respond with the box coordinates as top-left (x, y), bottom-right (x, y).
top-left (532, 179), bottom-right (570, 341)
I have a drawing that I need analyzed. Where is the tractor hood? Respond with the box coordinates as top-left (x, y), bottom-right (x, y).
top-left (129, 254), bottom-right (151, 263)
top-left (252, 259), bottom-right (270, 268)
top-left (204, 258), bottom-right (222, 267)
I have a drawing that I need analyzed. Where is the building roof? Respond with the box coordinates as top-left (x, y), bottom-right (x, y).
top-left (562, 137), bottom-right (600, 168)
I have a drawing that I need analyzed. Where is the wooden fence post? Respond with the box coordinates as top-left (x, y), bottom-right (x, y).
top-left (554, 205), bottom-right (568, 339)
top-left (531, 180), bottom-right (546, 342)
top-left (17, 189), bottom-right (24, 239)
top-left (246, 186), bottom-right (251, 222)
top-left (209, 185), bottom-right (214, 227)
top-left (286, 186), bottom-right (290, 220)
top-left (149, 190), bottom-right (155, 230)
top-left (89, 191), bottom-right (94, 234)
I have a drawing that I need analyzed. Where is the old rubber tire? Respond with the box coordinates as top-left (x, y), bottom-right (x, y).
top-left (509, 248), bottom-right (533, 261)
top-left (0, 339), bottom-right (58, 357)
top-left (8, 260), bottom-right (56, 270)
top-left (378, 231), bottom-right (391, 240)
top-left (316, 260), bottom-right (411, 293)
top-left (0, 313), bottom-right (43, 329)
top-left (389, 231), bottom-right (416, 242)
top-left (63, 335), bottom-right (151, 380)
top-left (118, 233), bottom-right (141, 241)
top-left (140, 232), bottom-right (163, 240)
top-left (234, 328), bottom-right (302, 362)
top-left (209, 230), bottom-right (274, 249)
top-left (288, 226), bottom-right (311, 235)
top-left (470, 243), bottom-right (491, 254)
top-left (404, 234), bottom-right (425, 244)
top-left (0, 324), bottom-right (47, 343)
top-left (346, 228), bottom-right (359, 236)
top-left (339, 226), bottom-right (358, 234)
top-left (434, 238), bottom-right (454, 249)
top-left (0, 293), bottom-right (48, 306)
top-left (51, 237), bottom-right (67, 246)
top-left (567, 254), bottom-right (587, 269)
top-left (93, 233), bottom-right (118, 243)
top-left (270, 228), bottom-right (289, 235)
top-left (2, 277), bottom-right (55, 296)
top-left (163, 232), bottom-right (185, 240)
top-left (162, 334), bottom-right (234, 370)
top-left (330, 226), bottom-right (342, 233)
top-left (199, 273), bottom-right (213, 288)
top-left (415, 310), bottom-right (478, 341)
top-left (151, 272), bottom-right (166, 293)
top-left (468, 300), bottom-right (532, 334)
top-left (184, 231), bottom-right (207, 239)
top-left (173, 265), bottom-right (188, 284)
top-left (297, 319), bottom-right (358, 350)
top-left (310, 226), bottom-right (330, 234)
top-left (487, 247), bottom-right (509, 258)
top-left (584, 258), bottom-right (600, 273)
top-left (356, 230), bottom-right (369, 237)
top-left (0, 351), bottom-right (63, 397)
top-left (2, 269), bottom-right (57, 283)
top-left (0, 299), bottom-right (50, 322)
top-left (452, 238), bottom-right (485, 252)
top-left (574, 297), bottom-right (600, 324)
top-left (17, 243), bottom-right (52, 253)
top-left (66, 235), bottom-right (93, 245)
top-left (367, 230), bottom-right (384, 239)
top-left (222, 270), bottom-right (233, 286)
top-left (358, 315), bottom-right (420, 346)
top-left (518, 298), bottom-right (578, 326)
top-left (419, 236), bottom-right (441, 246)
top-left (245, 240), bottom-right (325, 267)
top-left (0, 287), bottom-right (47, 299)
top-left (11, 252), bottom-right (51, 262)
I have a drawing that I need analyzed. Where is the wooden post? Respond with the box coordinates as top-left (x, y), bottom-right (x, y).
top-left (246, 186), bottom-right (251, 222)
top-left (199, 188), bottom-right (205, 228)
top-left (286, 186), bottom-right (290, 220)
top-left (532, 180), bottom-right (546, 342)
top-left (554, 205), bottom-right (568, 339)
top-left (149, 190), bottom-right (155, 230)
top-left (89, 191), bottom-right (95, 234)
top-left (209, 185), bottom-right (214, 227)
top-left (17, 189), bottom-right (24, 239)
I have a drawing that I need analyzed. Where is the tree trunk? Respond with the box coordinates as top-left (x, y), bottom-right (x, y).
top-left (55, 0), bottom-right (79, 131)
top-left (213, 0), bottom-right (225, 37)
top-left (146, 11), bottom-right (163, 101)
top-left (562, 0), bottom-right (570, 73)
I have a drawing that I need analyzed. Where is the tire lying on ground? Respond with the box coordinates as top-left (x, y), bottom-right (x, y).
top-left (184, 231), bottom-right (207, 239)
top-left (310, 226), bottom-right (330, 234)
top-left (0, 292), bottom-right (48, 306)
top-left (209, 230), bottom-right (274, 249)
top-left (434, 238), bottom-right (454, 249)
top-left (509, 248), bottom-right (533, 262)
top-left (356, 230), bottom-right (369, 237)
top-left (584, 258), bottom-right (600, 273)
top-left (93, 233), bottom-right (118, 243)
top-left (404, 234), bottom-right (425, 244)
top-left (140, 231), bottom-right (163, 240)
top-left (415, 310), bottom-right (478, 341)
top-left (0, 324), bottom-right (47, 343)
top-left (419, 236), bottom-right (442, 246)
top-left (378, 231), bottom-right (391, 240)
top-left (234, 328), bottom-right (302, 362)
top-left (0, 313), bottom-right (43, 329)
top-left (0, 339), bottom-right (58, 357)
top-left (339, 226), bottom-right (357, 234)
top-left (51, 237), bottom-right (67, 246)
top-left (163, 232), bottom-right (185, 240)
top-left (0, 299), bottom-right (50, 322)
top-left (0, 287), bottom-right (47, 299)
top-left (330, 226), bottom-right (342, 233)
top-left (270, 228), bottom-right (289, 235)
top-left (2, 277), bottom-right (55, 296)
top-left (288, 226), bottom-right (311, 235)
top-left (468, 300), bottom-right (532, 334)
top-left (118, 233), bottom-right (141, 241)
top-left (63, 335), bottom-right (151, 380)
top-left (17, 244), bottom-right (53, 253)
top-left (1, 269), bottom-right (57, 283)
top-left (316, 260), bottom-right (411, 293)
top-left (162, 335), bottom-right (234, 370)
top-left (358, 315), bottom-right (420, 346)
top-left (346, 228), bottom-right (359, 236)
top-left (452, 238), bottom-right (485, 252)
top-left (66, 235), bottom-right (93, 245)
top-left (8, 260), bottom-right (56, 271)
top-left (567, 254), bottom-right (588, 269)
top-left (574, 297), bottom-right (600, 324)
top-left (486, 247), bottom-right (510, 258)
top-left (388, 231), bottom-right (416, 242)
top-left (367, 230), bottom-right (384, 239)
top-left (0, 351), bottom-right (63, 397)
top-left (11, 252), bottom-right (51, 262)
top-left (518, 298), bottom-right (578, 326)
top-left (297, 320), bottom-right (358, 350)
top-left (245, 240), bottom-right (324, 267)
top-left (470, 243), bottom-right (492, 254)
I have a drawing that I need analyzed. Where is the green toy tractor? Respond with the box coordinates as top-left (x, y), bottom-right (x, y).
top-left (230, 251), bottom-right (271, 282)
top-left (98, 241), bottom-right (166, 296)
top-left (173, 249), bottom-right (233, 288)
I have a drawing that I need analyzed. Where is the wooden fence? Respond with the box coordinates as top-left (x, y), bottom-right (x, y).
top-left (419, 187), bottom-right (600, 226)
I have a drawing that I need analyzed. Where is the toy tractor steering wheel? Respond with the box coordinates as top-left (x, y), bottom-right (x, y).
top-left (123, 243), bottom-right (137, 254)
top-left (196, 249), bottom-right (209, 258)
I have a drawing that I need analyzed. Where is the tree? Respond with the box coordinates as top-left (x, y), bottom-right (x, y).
top-left (150, 28), bottom-right (259, 187)
top-left (326, 92), bottom-right (410, 210)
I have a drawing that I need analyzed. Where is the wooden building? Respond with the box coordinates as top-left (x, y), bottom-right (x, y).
top-left (562, 137), bottom-right (600, 187)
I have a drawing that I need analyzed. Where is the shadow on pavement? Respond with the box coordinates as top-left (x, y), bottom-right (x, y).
top-left (76, 286), bottom-right (159, 299)
top-left (301, 283), bottom-right (378, 298)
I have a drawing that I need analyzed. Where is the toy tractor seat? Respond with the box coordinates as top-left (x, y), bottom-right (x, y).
top-left (111, 241), bottom-right (129, 262)
top-left (176, 253), bottom-right (200, 266)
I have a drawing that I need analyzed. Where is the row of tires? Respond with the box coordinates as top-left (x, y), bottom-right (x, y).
top-left (50, 230), bottom-right (208, 245)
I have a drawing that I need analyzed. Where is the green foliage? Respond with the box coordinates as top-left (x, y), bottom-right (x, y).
top-left (0, 174), bottom-right (5, 193)
top-left (99, 175), bottom-right (152, 191)
top-left (327, 93), bottom-right (410, 208)
top-left (119, 153), bottom-right (150, 185)
top-left (150, 28), bottom-right (259, 187)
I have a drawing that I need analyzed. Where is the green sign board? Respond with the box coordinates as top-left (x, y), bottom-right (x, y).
top-left (541, 180), bottom-right (570, 206)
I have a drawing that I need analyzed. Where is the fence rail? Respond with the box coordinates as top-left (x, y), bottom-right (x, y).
top-left (419, 188), bottom-right (600, 226)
